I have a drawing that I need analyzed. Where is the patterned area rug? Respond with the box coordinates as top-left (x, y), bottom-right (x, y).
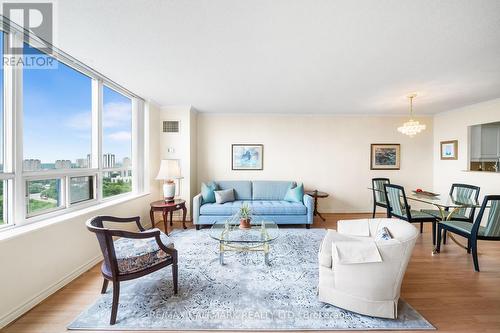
top-left (68, 228), bottom-right (434, 330)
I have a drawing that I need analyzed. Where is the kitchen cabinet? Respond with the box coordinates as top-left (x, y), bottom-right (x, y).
top-left (480, 125), bottom-right (500, 159)
top-left (469, 122), bottom-right (500, 164)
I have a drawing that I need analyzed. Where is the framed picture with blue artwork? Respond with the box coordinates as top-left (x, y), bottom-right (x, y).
top-left (440, 140), bottom-right (458, 160)
top-left (232, 144), bottom-right (264, 170)
top-left (370, 143), bottom-right (401, 170)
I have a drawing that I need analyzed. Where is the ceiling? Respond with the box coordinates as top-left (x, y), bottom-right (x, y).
top-left (55, 0), bottom-right (500, 114)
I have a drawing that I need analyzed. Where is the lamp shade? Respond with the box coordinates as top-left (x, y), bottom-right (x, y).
top-left (155, 159), bottom-right (181, 180)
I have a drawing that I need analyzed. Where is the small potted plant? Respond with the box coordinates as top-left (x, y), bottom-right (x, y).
top-left (239, 203), bottom-right (252, 229)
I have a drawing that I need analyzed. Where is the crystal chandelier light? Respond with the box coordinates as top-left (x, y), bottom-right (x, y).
top-left (397, 94), bottom-right (426, 137)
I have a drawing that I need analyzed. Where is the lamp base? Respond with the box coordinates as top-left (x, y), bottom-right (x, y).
top-left (163, 182), bottom-right (176, 203)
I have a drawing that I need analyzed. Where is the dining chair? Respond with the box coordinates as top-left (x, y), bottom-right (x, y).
top-left (87, 215), bottom-right (178, 325)
top-left (421, 183), bottom-right (480, 245)
top-left (384, 184), bottom-right (439, 244)
top-left (372, 178), bottom-right (390, 218)
top-left (436, 195), bottom-right (500, 272)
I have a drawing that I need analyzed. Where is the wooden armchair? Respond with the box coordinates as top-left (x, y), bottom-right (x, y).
top-left (86, 216), bottom-right (178, 325)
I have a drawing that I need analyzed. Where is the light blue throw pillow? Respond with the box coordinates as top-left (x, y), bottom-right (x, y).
top-left (201, 182), bottom-right (217, 204)
top-left (284, 183), bottom-right (304, 203)
top-left (214, 189), bottom-right (235, 204)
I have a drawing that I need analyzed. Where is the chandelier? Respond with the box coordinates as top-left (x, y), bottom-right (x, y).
top-left (397, 94), bottom-right (426, 137)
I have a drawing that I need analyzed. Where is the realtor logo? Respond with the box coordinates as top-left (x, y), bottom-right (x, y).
top-left (3, 2), bottom-right (53, 54)
top-left (2, 2), bottom-right (56, 68)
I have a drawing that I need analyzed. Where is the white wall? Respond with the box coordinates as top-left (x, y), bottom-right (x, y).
top-left (433, 98), bottom-right (500, 199)
top-left (158, 106), bottom-right (197, 219)
top-left (197, 114), bottom-right (434, 213)
top-left (0, 103), bottom-right (162, 328)
top-left (190, 109), bottom-right (198, 210)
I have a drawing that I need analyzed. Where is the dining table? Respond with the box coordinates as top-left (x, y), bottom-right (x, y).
top-left (368, 187), bottom-right (481, 254)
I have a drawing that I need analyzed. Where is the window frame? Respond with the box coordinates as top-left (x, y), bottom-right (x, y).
top-left (0, 22), bottom-right (146, 230)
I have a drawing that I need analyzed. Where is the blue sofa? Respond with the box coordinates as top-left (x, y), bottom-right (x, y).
top-left (192, 180), bottom-right (314, 229)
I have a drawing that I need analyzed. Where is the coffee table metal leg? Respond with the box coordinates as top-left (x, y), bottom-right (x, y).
top-left (219, 241), bottom-right (224, 265)
top-left (264, 242), bottom-right (270, 266)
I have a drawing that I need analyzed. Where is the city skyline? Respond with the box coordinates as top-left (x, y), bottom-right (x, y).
top-left (23, 153), bottom-right (131, 171)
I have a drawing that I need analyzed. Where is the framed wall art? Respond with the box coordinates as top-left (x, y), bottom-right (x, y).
top-left (440, 140), bottom-right (458, 160)
top-left (370, 144), bottom-right (401, 170)
top-left (231, 144), bottom-right (263, 170)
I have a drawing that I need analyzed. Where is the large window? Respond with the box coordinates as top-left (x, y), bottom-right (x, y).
top-left (0, 27), bottom-right (145, 229)
top-left (0, 33), bottom-right (3, 173)
top-left (23, 46), bottom-right (92, 171)
top-left (102, 86), bottom-right (132, 198)
top-left (22, 44), bottom-right (97, 217)
top-left (0, 32), bottom-right (9, 226)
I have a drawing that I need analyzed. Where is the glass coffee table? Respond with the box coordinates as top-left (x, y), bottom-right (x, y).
top-left (209, 220), bottom-right (279, 265)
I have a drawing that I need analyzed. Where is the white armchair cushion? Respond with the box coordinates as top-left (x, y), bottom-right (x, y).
top-left (319, 230), bottom-right (362, 268)
top-left (337, 218), bottom-right (370, 236)
top-left (333, 240), bottom-right (382, 264)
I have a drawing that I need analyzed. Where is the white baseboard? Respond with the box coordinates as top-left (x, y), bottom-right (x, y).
top-left (319, 209), bottom-right (373, 214)
top-left (0, 254), bottom-right (102, 329)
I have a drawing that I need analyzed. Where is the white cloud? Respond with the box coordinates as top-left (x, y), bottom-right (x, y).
top-left (65, 101), bottom-right (131, 131)
top-left (65, 111), bottom-right (91, 130)
top-left (107, 131), bottom-right (132, 142)
top-left (103, 102), bottom-right (132, 128)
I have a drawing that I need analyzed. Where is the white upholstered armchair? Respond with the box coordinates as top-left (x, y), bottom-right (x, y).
top-left (318, 218), bottom-right (418, 319)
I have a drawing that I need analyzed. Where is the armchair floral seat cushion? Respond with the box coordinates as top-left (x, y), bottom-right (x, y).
top-left (114, 232), bottom-right (173, 274)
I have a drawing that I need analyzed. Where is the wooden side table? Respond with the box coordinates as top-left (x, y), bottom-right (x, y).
top-left (150, 199), bottom-right (187, 235)
top-left (305, 190), bottom-right (329, 221)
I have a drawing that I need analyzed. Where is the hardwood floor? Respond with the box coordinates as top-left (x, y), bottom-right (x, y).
top-left (3, 213), bottom-right (500, 333)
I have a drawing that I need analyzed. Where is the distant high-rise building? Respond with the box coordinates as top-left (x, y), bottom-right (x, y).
top-left (75, 158), bottom-right (89, 168)
top-left (86, 154), bottom-right (92, 168)
top-left (55, 160), bottom-right (72, 169)
top-left (122, 157), bottom-right (131, 168)
top-left (121, 157), bottom-right (132, 177)
top-left (23, 159), bottom-right (42, 171)
top-left (103, 154), bottom-right (116, 168)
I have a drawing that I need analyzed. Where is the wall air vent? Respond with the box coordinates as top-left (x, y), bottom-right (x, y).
top-left (163, 120), bottom-right (180, 133)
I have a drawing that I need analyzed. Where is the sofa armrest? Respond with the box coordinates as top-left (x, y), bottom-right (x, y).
top-left (319, 229), bottom-right (341, 268)
top-left (333, 240), bottom-right (408, 300)
top-left (303, 194), bottom-right (314, 224)
top-left (192, 193), bottom-right (202, 225)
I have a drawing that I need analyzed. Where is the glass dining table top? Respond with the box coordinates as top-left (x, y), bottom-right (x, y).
top-left (368, 187), bottom-right (481, 208)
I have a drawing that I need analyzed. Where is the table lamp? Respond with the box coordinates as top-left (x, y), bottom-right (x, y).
top-left (155, 159), bottom-right (182, 202)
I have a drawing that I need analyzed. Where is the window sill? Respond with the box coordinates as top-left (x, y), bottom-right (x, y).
top-left (0, 192), bottom-right (151, 242)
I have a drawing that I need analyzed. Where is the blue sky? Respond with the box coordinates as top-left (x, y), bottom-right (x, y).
top-left (22, 45), bottom-right (132, 166)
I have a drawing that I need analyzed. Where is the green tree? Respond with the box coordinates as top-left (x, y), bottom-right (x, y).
top-left (103, 178), bottom-right (131, 197)
top-left (0, 183), bottom-right (3, 224)
top-left (41, 185), bottom-right (58, 200)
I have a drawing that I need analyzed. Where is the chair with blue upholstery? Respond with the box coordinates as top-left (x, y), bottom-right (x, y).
top-left (421, 183), bottom-right (480, 245)
top-left (371, 178), bottom-right (390, 218)
top-left (86, 216), bottom-right (178, 325)
top-left (436, 195), bottom-right (500, 272)
top-left (384, 184), bottom-right (439, 244)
